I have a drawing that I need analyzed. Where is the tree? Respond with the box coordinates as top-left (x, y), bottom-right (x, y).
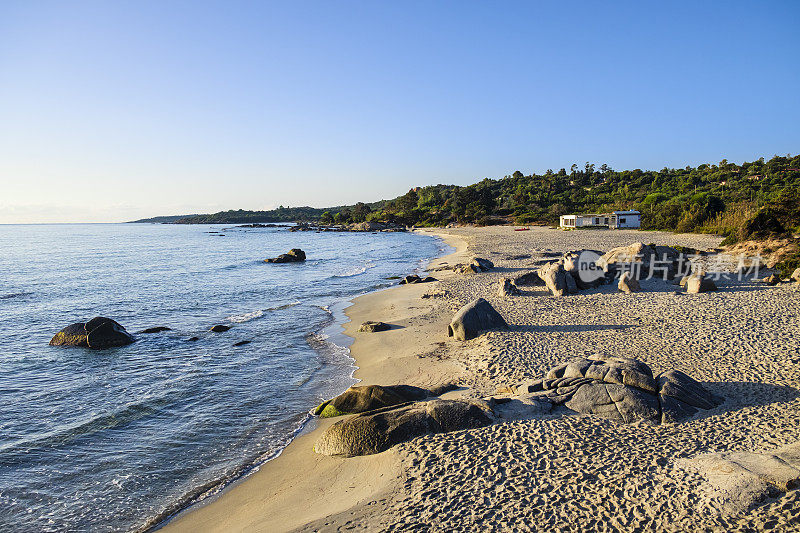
top-left (351, 202), bottom-right (371, 222)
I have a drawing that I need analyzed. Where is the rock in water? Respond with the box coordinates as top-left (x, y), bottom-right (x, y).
top-left (359, 321), bottom-right (391, 332)
top-left (314, 384), bottom-right (430, 418)
top-left (209, 324), bottom-right (231, 332)
top-left (618, 271), bottom-right (641, 293)
top-left (50, 317), bottom-right (135, 349)
top-left (139, 326), bottom-right (171, 334)
top-left (497, 278), bottom-right (521, 297)
top-left (314, 399), bottom-right (492, 457)
top-left (448, 298), bottom-right (509, 341)
top-left (686, 274), bottom-right (717, 293)
top-left (265, 248), bottom-right (306, 263)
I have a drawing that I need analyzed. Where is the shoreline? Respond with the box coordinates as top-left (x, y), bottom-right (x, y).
top-left (156, 230), bottom-right (467, 532)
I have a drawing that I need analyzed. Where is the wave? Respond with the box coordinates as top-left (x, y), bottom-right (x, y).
top-left (330, 261), bottom-right (375, 278)
top-left (0, 292), bottom-right (31, 300)
top-left (225, 301), bottom-right (301, 323)
top-left (0, 394), bottom-right (175, 464)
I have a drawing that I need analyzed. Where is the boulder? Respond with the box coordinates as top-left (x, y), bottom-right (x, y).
top-left (497, 278), bottom-right (521, 297)
top-left (537, 262), bottom-right (568, 296)
top-left (359, 321), bottom-right (391, 333)
top-left (139, 326), bottom-right (171, 334)
top-left (453, 263), bottom-right (481, 275)
top-left (210, 324), bottom-right (231, 332)
top-left (470, 257), bottom-right (494, 272)
top-left (265, 248), bottom-right (306, 263)
top-left (314, 399), bottom-right (492, 456)
top-left (50, 317), bottom-right (135, 349)
top-left (618, 271), bottom-right (641, 293)
top-left (448, 298), bottom-right (509, 341)
top-left (314, 384), bottom-right (430, 418)
top-left (762, 273), bottom-right (781, 286)
top-left (515, 355), bottom-right (721, 425)
top-left (513, 271), bottom-right (544, 286)
top-left (686, 274), bottom-right (717, 294)
top-left (791, 268), bottom-right (800, 283)
top-left (399, 274), bottom-right (436, 285)
top-left (233, 340), bottom-right (251, 346)
top-left (598, 242), bottom-right (655, 279)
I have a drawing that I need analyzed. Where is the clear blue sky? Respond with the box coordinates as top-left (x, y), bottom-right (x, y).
top-left (1, 1), bottom-right (798, 222)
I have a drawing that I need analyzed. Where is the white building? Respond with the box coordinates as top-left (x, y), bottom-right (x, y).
top-left (560, 210), bottom-right (640, 229)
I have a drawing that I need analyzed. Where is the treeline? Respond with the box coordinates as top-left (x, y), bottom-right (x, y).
top-left (332, 154), bottom-right (799, 243)
top-left (144, 154), bottom-right (799, 244)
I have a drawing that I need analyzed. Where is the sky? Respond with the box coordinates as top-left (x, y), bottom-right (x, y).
top-left (1, 1), bottom-right (798, 223)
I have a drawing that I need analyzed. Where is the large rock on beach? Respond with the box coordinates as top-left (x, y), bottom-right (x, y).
top-left (358, 321), bottom-right (391, 333)
top-left (537, 262), bottom-right (566, 296)
top-left (791, 268), bottom-right (800, 283)
top-left (513, 271), bottom-right (544, 286)
top-left (50, 317), bottom-right (135, 349)
top-left (497, 278), bottom-right (521, 297)
top-left (448, 298), bottom-right (509, 341)
top-left (471, 257), bottom-right (494, 272)
top-left (314, 384), bottom-right (430, 418)
top-left (314, 399), bottom-right (492, 457)
top-left (265, 248), bottom-right (306, 263)
top-left (510, 355), bottom-right (721, 425)
top-left (685, 274), bottom-right (717, 294)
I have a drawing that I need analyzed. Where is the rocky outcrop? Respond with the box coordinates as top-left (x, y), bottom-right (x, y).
top-left (314, 399), bottom-right (492, 456)
top-left (265, 248), bottom-right (306, 263)
top-left (618, 271), bottom-right (641, 293)
top-left (685, 274), bottom-right (718, 294)
top-left (314, 384), bottom-right (431, 418)
top-left (359, 321), bottom-right (391, 332)
top-left (497, 278), bottom-right (521, 297)
top-left (210, 324), bottom-right (231, 332)
top-left (448, 298), bottom-right (509, 341)
top-left (399, 274), bottom-right (437, 285)
top-left (50, 317), bottom-right (135, 349)
top-left (678, 442), bottom-right (800, 516)
top-left (511, 356), bottom-right (722, 425)
top-left (598, 242), bottom-right (683, 280)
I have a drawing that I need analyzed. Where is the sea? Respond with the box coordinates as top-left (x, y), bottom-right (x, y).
top-left (0, 223), bottom-right (447, 532)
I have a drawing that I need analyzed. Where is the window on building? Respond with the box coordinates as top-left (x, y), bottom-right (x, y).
top-left (620, 218), bottom-right (626, 224)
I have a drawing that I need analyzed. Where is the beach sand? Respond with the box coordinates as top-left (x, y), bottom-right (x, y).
top-left (160, 227), bottom-right (800, 532)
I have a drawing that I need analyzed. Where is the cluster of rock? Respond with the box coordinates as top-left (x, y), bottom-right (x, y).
top-left (50, 317), bottom-right (135, 349)
top-left (313, 384), bottom-right (488, 457)
top-left (288, 222), bottom-right (406, 233)
top-left (504, 355), bottom-right (723, 425)
top-left (430, 257), bottom-right (494, 275)
top-left (497, 278), bottom-right (522, 297)
top-left (448, 298), bottom-right (509, 341)
top-left (265, 248), bottom-right (306, 263)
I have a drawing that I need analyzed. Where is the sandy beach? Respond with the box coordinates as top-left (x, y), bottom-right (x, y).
top-left (161, 226), bottom-right (800, 532)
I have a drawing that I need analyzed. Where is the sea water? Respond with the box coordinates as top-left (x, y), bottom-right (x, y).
top-left (0, 223), bottom-right (445, 532)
